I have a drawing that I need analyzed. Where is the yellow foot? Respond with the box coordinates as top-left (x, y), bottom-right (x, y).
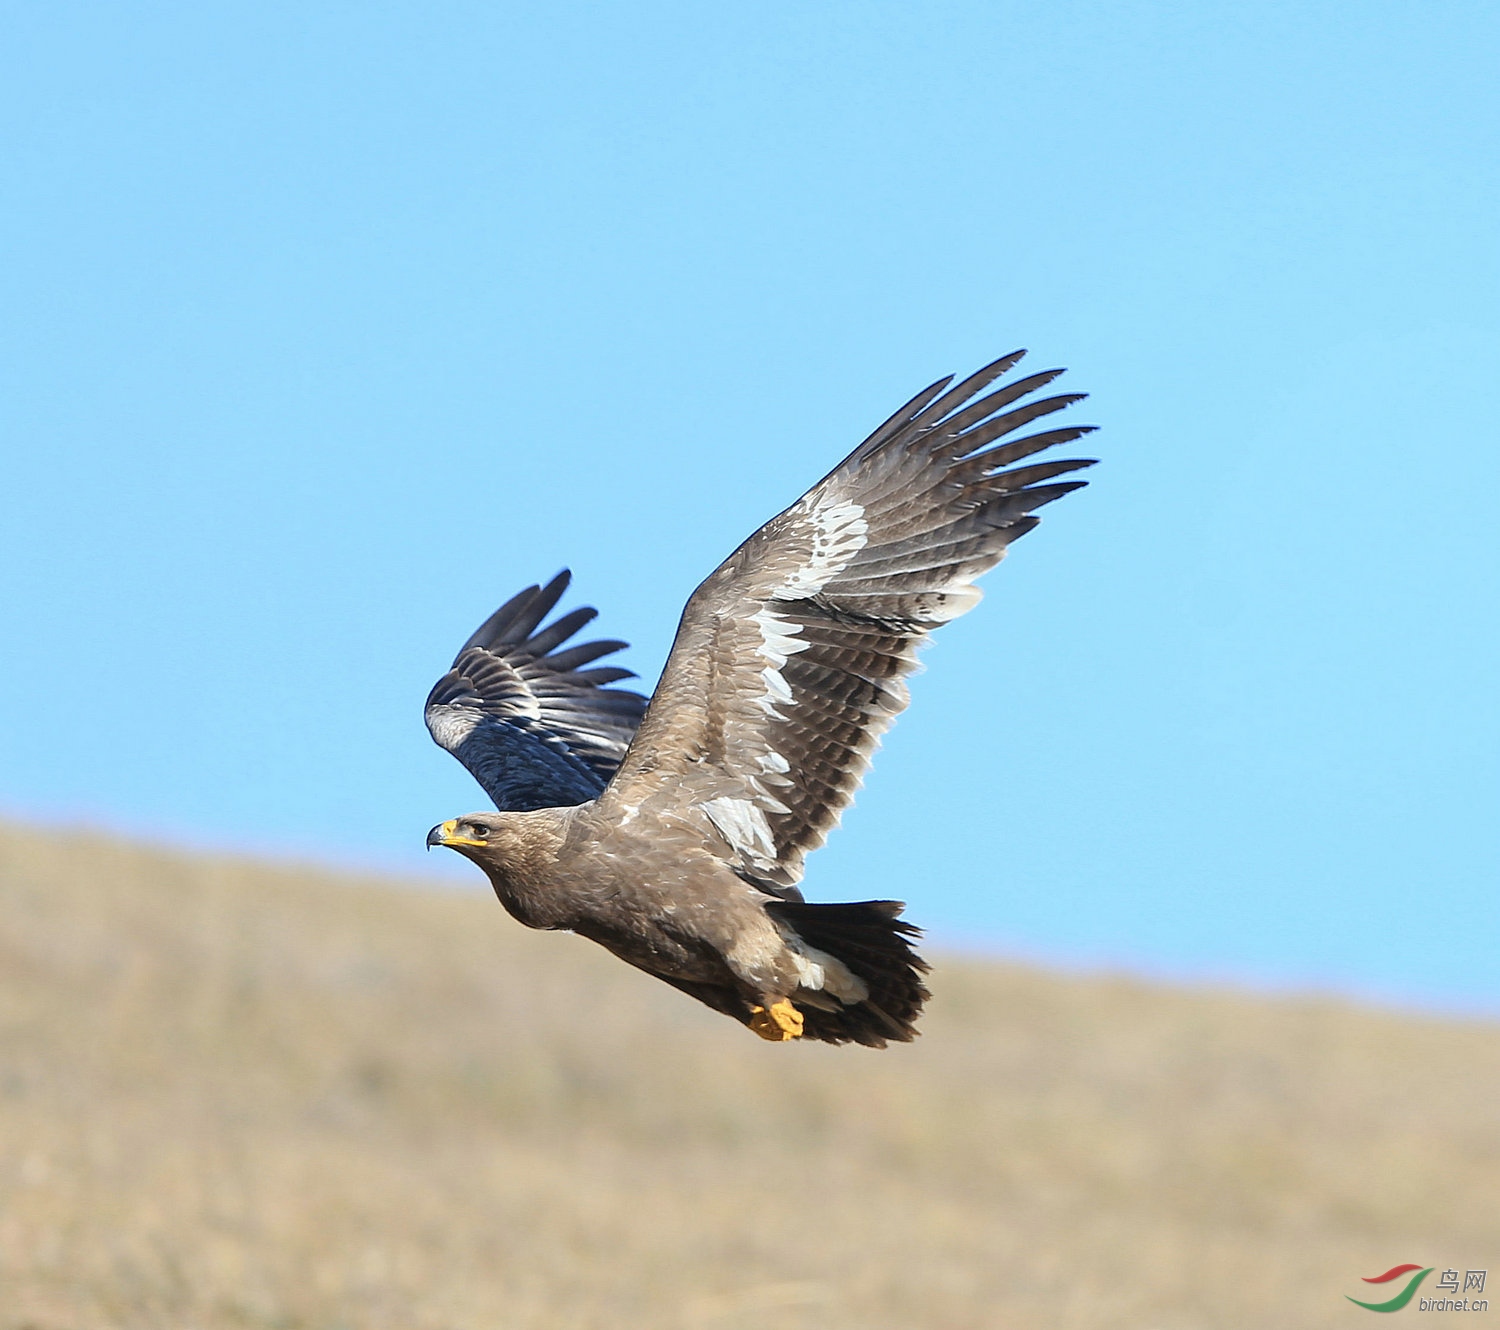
top-left (747, 998), bottom-right (804, 1042)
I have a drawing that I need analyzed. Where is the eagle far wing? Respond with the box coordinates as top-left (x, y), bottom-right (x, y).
top-left (599, 351), bottom-right (1095, 892)
top-left (426, 571), bottom-right (649, 811)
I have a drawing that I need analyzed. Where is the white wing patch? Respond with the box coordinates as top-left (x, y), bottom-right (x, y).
top-left (703, 497), bottom-right (874, 878)
top-left (775, 497), bottom-right (869, 598)
top-left (701, 795), bottom-right (783, 868)
top-left (760, 665), bottom-right (793, 704)
top-left (751, 496), bottom-right (866, 723)
top-left (750, 605), bottom-right (809, 721)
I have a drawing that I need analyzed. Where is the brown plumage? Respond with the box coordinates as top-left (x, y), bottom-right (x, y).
top-left (426, 351), bottom-right (1094, 1046)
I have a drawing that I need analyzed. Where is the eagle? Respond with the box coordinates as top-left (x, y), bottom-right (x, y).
top-left (425, 351), bottom-right (1094, 1046)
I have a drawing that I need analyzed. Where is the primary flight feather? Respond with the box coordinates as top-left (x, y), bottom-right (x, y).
top-left (426, 351), bottom-right (1094, 1046)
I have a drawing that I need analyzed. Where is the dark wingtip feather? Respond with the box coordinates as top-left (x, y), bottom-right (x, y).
top-left (525, 606), bottom-right (601, 657)
top-left (908, 350), bottom-right (1029, 436)
top-left (850, 373), bottom-right (957, 463)
top-left (570, 665), bottom-right (639, 685)
top-left (545, 638), bottom-right (632, 672)
top-left (459, 583), bottom-right (540, 656)
top-left (981, 478), bottom-right (1091, 531)
top-left (981, 424), bottom-right (1098, 470)
top-left (497, 570), bottom-right (571, 647)
top-left (935, 367), bottom-right (1071, 440)
top-left (990, 457), bottom-right (1099, 491)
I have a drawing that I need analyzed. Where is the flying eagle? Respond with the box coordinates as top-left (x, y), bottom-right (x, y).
top-left (426, 351), bottom-right (1094, 1046)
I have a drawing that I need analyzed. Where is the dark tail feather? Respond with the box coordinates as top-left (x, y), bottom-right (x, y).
top-left (766, 900), bottom-right (930, 1048)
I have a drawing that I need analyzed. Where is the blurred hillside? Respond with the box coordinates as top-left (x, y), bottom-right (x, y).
top-left (0, 819), bottom-right (1495, 1329)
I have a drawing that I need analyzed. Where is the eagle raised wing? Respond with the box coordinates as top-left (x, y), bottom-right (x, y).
top-left (600, 351), bottom-right (1095, 892)
top-left (426, 571), bottom-right (649, 811)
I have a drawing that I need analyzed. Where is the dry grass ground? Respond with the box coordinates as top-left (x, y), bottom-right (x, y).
top-left (0, 819), bottom-right (1495, 1329)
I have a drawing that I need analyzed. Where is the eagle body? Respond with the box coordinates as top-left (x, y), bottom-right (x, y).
top-left (426, 352), bottom-right (1095, 1046)
top-left (456, 804), bottom-right (761, 967)
top-left (432, 801), bottom-right (899, 1043)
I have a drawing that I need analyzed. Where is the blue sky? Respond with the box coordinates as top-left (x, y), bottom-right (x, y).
top-left (3, 2), bottom-right (1497, 1011)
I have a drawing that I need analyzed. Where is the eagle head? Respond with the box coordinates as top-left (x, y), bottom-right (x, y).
top-left (426, 815), bottom-right (502, 855)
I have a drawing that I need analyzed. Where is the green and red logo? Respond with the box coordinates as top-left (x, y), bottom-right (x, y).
top-left (1346, 1265), bottom-right (1433, 1313)
top-left (1346, 1264), bottom-right (1489, 1313)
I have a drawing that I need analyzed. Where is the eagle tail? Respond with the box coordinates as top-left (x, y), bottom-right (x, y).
top-left (766, 900), bottom-right (931, 1047)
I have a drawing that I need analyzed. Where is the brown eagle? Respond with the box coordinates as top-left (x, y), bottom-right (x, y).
top-left (426, 351), bottom-right (1094, 1046)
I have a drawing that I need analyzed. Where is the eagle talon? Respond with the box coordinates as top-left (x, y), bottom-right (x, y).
top-left (748, 999), bottom-right (804, 1041)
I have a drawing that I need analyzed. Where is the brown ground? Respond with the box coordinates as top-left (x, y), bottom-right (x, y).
top-left (0, 819), bottom-right (1494, 1329)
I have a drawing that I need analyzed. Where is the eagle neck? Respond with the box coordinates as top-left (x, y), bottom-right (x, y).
top-left (478, 806), bottom-right (578, 931)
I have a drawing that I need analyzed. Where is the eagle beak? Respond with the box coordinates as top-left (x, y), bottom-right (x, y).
top-left (427, 818), bottom-right (490, 851)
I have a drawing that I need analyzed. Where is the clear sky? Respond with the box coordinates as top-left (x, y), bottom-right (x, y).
top-left (3, 2), bottom-right (1496, 1012)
